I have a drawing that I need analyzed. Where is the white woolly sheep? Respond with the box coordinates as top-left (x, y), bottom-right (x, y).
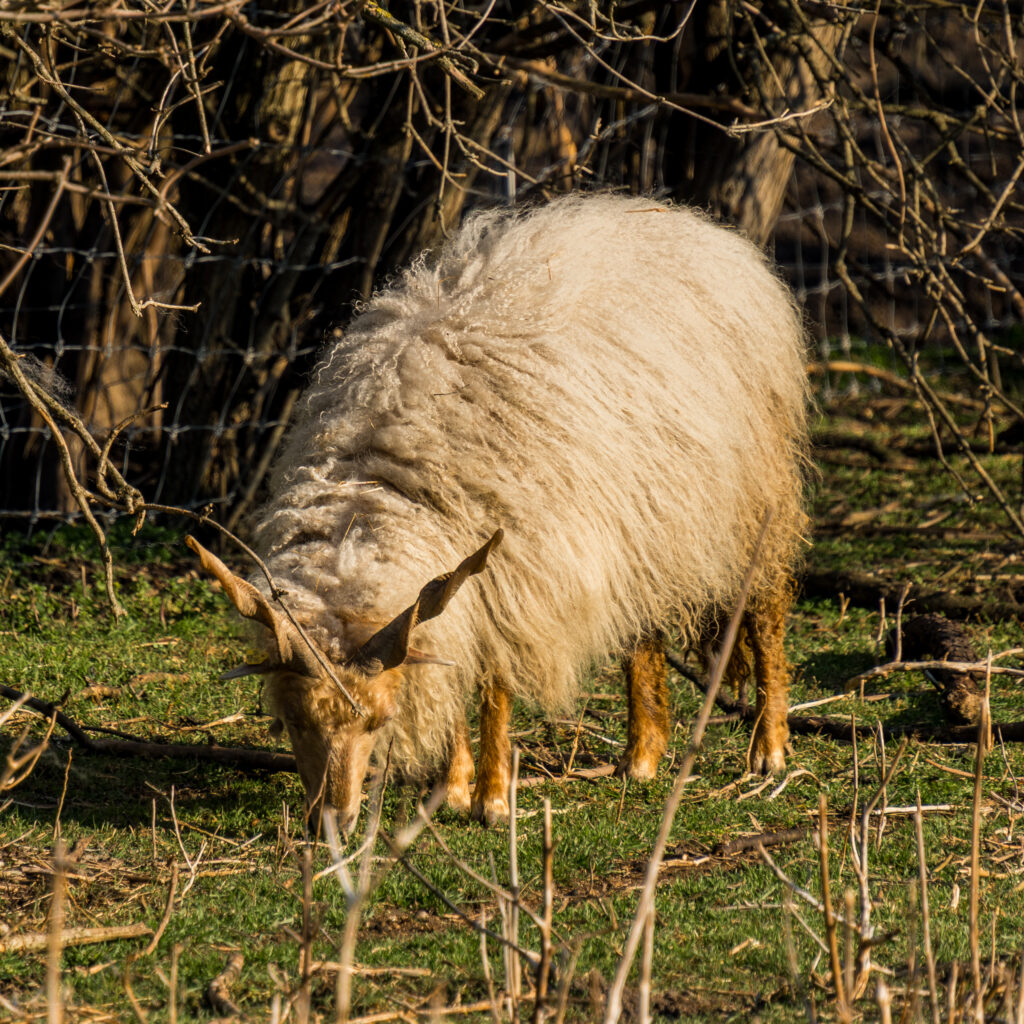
top-left (189, 193), bottom-right (809, 832)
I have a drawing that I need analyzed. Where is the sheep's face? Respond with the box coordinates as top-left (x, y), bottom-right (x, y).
top-left (186, 531), bottom-right (502, 834)
top-left (266, 665), bottom-right (405, 834)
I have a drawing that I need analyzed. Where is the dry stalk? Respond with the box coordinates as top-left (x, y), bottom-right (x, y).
top-left (818, 795), bottom-right (850, 1022)
top-left (637, 907), bottom-right (654, 1024)
top-left (849, 738), bottom-right (908, 997)
top-left (552, 941), bottom-right (582, 1024)
top-left (328, 761), bottom-right (389, 1024)
top-left (531, 797), bottom-right (554, 1024)
top-left (297, 846), bottom-right (314, 1024)
top-left (507, 748), bottom-right (522, 1019)
top-left (47, 841), bottom-right (66, 1024)
top-left (169, 943), bottom-right (181, 1024)
top-left (914, 793), bottom-right (941, 1024)
top-left (0, 695), bottom-right (57, 799)
top-left (479, 910), bottom-right (502, 1024)
top-left (969, 657), bottom-right (992, 1022)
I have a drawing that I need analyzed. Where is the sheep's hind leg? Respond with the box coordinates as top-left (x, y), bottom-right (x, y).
top-left (746, 579), bottom-right (794, 775)
top-left (445, 715), bottom-right (474, 815)
top-left (616, 632), bottom-right (669, 780)
top-left (471, 677), bottom-right (511, 825)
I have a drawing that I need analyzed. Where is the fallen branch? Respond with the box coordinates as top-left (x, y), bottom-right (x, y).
top-left (665, 653), bottom-right (1024, 745)
top-left (207, 951), bottom-right (244, 1017)
top-left (812, 429), bottom-right (910, 467)
top-left (0, 923), bottom-right (151, 955)
top-left (0, 685), bottom-right (296, 774)
top-left (710, 827), bottom-right (812, 858)
top-left (844, 655), bottom-right (1022, 691)
top-left (800, 569), bottom-right (1023, 621)
top-left (344, 1002), bottom-right (499, 1024)
top-left (806, 361), bottom-right (989, 412)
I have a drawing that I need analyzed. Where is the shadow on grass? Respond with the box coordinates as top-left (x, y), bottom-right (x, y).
top-left (2, 734), bottom-right (298, 835)
top-left (799, 649), bottom-right (954, 732)
top-left (799, 649), bottom-right (875, 691)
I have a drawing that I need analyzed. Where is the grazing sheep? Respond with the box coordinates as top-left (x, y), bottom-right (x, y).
top-left (189, 193), bottom-right (809, 832)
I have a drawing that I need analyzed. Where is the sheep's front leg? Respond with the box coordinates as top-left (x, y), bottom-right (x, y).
top-left (445, 715), bottom-right (474, 815)
top-left (746, 580), bottom-right (793, 775)
top-left (471, 677), bottom-right (511, 824)
top-left (616, 632), bottom-right (669, 780)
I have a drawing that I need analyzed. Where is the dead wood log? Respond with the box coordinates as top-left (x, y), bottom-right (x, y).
top-left (207, 951), bottom-right (245, 1017)
top-left (889, 615), bottom-right (985, 725)
top-left (710, 826), bottom-right (811, 858)
top-left (812, 430), bottom-right (911, 467)
top-left (0, 923), bottom-right (152, 954)
top-left (800, 569), bottom-right (1024, 621)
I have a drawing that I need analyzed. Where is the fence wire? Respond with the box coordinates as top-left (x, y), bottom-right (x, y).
top-left (1, 1), bottom-right (1022, 537)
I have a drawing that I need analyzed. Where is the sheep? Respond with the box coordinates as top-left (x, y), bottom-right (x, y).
top-left (189, 193), bottom-right (809, 832)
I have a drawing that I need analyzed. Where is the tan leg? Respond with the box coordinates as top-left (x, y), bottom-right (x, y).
top-left (616, 633), bottom-right (669, 780)
top-left (746, 578), bottom-right (794, 775)
top-left (445, 715), bottom-right (474, 814)
top-left (471, 678), bottom-right (511, 824)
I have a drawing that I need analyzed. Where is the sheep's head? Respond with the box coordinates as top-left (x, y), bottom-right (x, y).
top-left (186, 531), bottom-right (502, 833)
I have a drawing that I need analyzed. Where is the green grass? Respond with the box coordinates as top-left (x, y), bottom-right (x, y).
top-left (4, 386), bottom-right (1024, 1022)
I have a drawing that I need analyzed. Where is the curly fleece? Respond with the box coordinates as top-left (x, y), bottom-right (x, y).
top-left (251, 194), bottom-right (810, 778)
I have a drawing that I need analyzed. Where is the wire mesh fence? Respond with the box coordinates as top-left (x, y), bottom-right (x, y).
top-left (2, 1), bottom-right (1022, 537)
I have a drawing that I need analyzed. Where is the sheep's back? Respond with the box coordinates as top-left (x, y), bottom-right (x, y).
top-left (259, 194), bottom-right (808, 721)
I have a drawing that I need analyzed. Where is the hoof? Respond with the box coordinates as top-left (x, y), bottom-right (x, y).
top-left (747, 738), bottom-right (787, 775)
top-left (747, 718), bottom-right (788, 776)
top-left (470, 791), bottom-right (510, 826)
top-left (615, 747), bottom-right (660, 781)
top-left (445, 781), bottom-right (472, 816)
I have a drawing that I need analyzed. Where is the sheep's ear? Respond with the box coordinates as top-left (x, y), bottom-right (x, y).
top-left (186, 536), bottom-right (325, 679)
top-left (348, 530), bottom-right (503, 675)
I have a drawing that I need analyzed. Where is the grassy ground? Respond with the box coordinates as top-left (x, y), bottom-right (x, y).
top-left (3, 373), bottom-right (1024, 1022)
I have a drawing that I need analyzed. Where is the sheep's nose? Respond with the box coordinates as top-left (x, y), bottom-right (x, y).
top-left (318, 805), bottom-right (359, 838)
top-left (326, 802), bottom-right (359, 836)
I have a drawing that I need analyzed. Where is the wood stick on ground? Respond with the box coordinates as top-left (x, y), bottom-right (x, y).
top-left (0, 684), bottom-right (297, 773)
top-left (140, 862), bottom-right (179, 957)
top-left (344, 1002), bottom-right (500, 1024)
top-left (710, 826), bottom-right (812, 858)
top-left (844, 656), bottom-right (1023, 693)
top-left (207, 952), bottom-right (244, 1017)
top-left (0, 922), bottom-right (153, 956)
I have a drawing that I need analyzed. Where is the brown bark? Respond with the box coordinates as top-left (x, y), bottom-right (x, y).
top-left (670, 2), bottom-right (848, 243)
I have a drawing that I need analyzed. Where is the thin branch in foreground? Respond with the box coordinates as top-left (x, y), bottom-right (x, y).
top-left (603, 512), bottom-right (772, 1024)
